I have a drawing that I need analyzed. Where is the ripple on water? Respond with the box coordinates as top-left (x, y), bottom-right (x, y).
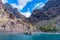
top-left (0, 34), bottom-right (60, 40)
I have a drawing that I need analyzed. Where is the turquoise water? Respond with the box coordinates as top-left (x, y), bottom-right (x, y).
top-left (0, 34), bottom-right (60, 40)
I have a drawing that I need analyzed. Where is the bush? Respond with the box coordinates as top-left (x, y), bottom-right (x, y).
top-left (39, 27), bottom-right (57, 32)
top-left (47, 24), bottom-right (52, 27)
top-left (44, 27), bottom-right (51, 32)
top-left (51, 27), bottom-right (57, 32)
top-left (9, 14), bottom-right (15, 19)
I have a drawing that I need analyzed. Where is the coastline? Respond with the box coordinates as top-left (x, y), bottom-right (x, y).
top-left (0, 31), bottom-right (60, 35)
top-left (31, 31), bottom-right (60, 35)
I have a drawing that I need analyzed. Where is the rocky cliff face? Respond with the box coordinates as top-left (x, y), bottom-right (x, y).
top-left (27, 0), bottom-right (60, 25)
top-left (3, 3), bottom-right (26, 20)
top-left (27, 9), bottom-right (49, 25)
top-left (1, 0), bottom-right (60, 33)
top-left (43, 0), bottom-right (60, 10)
top-left (0, 1), bottom-right (36, 34)
top-left (30, 0), bottom-right (60, 32)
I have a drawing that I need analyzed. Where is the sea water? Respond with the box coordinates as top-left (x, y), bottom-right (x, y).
top-left (0, 34), bottom-right (60, 40)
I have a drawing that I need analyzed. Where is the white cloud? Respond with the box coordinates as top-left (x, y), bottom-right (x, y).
top-left (2, 0), bottom-right (32, 17)
top-left (32, 2), bottom-right (45, 10)
top-left (17, 0), bottom-right (32, 10)
top-left (10, 0), bottom-right (32, 17)
top-left (18, 0), bottom-right (32, 5)
top-left (2, 0), bottom-right (45, 17)
top-left (20, 8), bottom-right (31, 17)
top-left (11, 3), bottom-right (18, 8)
top-left (37, 2), bottom-right (45, 8)
top-left (2, 0), bottom-right (8, 3)
top-left (20, 11), bottom-right (31, 17)
top-left (11, 0), bottom-right (32, 10)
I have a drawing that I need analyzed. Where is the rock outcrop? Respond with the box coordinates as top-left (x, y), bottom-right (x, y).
top-left (3, 3), bottom-right (26, 20)
top-left (26, 0), bottom-right (60, 25)
top-left (43, 0), bottom-right (60, 10)
top-left (0, 0), bottom-right (36, 34)
top-left (26, 9), bottom-right (49, 25)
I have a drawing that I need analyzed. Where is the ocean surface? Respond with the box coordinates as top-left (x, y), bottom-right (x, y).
top-left (0, 34), bottom-right (60, 40)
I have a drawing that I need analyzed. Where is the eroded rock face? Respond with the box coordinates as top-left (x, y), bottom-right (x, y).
top-left (31, 0), bottom-right (60, 32)
top-left (26, 0), bottom-right (60, 25)
top-left (43, 0), bottom-right (60, 10)
top-left (3, 3), bottom-right (26, 20)
top-left (26, 9), bottom-right (49, 25)
top-left (0, 2), bottom-right (36, 34)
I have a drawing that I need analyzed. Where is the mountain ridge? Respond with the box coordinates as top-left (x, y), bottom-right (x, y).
top-left (0, 1), bottom-right (36, 34)
top-left (0, 0), bottom-right (60, 34)
top-left (25, 0), bottom-right (60, 32)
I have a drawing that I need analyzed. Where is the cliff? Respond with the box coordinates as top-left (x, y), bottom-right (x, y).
top-left (0, 1), bottom-right (36, 34)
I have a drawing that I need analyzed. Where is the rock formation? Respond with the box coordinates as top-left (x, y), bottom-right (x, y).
top-left (0, 0), bottom-right (36, 34)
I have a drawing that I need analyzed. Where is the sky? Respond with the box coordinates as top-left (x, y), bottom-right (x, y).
top-left (2, 0), bottom-right (48, 17)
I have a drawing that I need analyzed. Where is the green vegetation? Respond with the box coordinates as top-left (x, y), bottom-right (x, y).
top-left (36, 24), bottom-right (58, 32)
top-left (51, 27), bottom-right (58, 32)
top-left (39, 27), bottom-right (57, 32)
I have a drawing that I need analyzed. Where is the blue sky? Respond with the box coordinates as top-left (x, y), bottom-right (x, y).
top-left (2, 0), bottom-right (48, 17)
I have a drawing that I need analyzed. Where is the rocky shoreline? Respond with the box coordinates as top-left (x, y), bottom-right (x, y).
top-left (0, 29), bottom-right (59, 35)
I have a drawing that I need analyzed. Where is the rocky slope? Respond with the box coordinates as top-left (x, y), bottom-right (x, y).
top-left (26, 9), bottom-right (50, 25)
top-left (35, 0), bottom-right (60, 32)
top-left (26, 0), bottom-right (60, 33)
top-left (1, 0), bottom-right (60, 33)
top-left (3, 3), bottom-right (26, 20)
top-left (0, 1), bottom-right (36, 34)
top-left (27, 0), bottom-right (60, 25)
top-left (43, 0), bottom-right (60, 11)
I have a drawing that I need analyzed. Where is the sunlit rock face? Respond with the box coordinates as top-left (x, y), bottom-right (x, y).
top-left (3, 3), bottom-right (26, 20)
top-left (0, 1), bottom-right (36, 34)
